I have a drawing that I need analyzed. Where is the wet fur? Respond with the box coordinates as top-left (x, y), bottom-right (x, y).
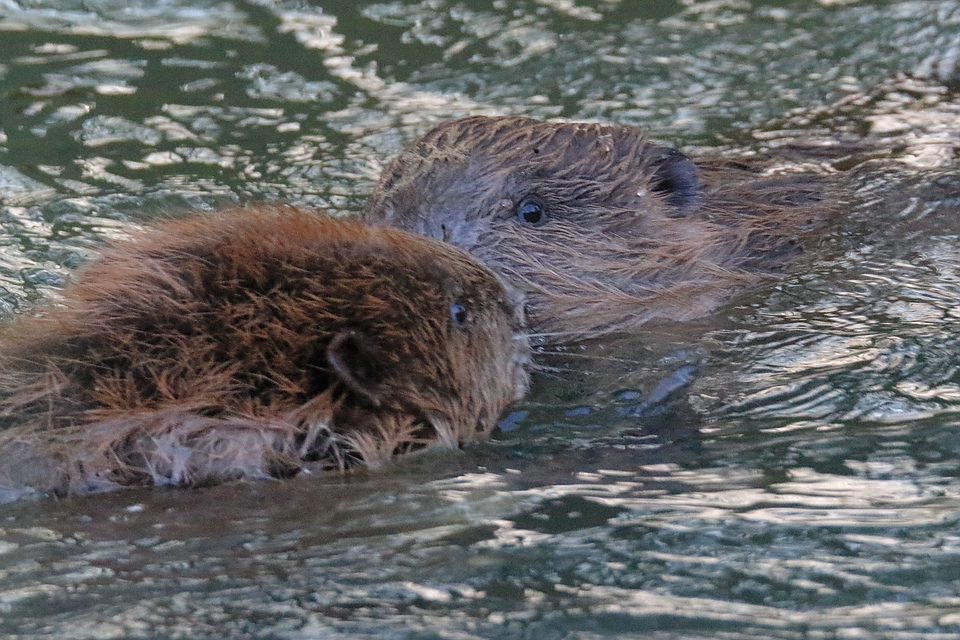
top-left (364, 116), bottom-right (833, 338)
top-left (0, 207), bottom-right (530, 495)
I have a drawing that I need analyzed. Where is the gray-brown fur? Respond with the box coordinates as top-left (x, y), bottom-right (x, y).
top-left (364, 116), bottom-right (832, 339)
top-left (0, 206), bottom-right (530, 495)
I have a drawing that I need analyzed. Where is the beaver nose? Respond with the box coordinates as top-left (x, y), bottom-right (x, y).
top-left (421, 214), bottom-right (480, 250)
top-left (420, 217), bottom-right (448, 242)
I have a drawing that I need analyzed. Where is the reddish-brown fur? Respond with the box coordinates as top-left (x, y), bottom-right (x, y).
top-left (364, 116), bottom-right (832, 339)
top-left (0, 206), bottom-right (530, 495)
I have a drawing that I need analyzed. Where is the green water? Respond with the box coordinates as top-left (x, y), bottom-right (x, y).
top-left (2, 0), bottom-right (960, 638)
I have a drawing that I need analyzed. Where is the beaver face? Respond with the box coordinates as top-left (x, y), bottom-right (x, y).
top-left (0, 208), bottom-right (530, 493)
top-left (364, 116), bottom-right (828, 339)
top-left (309, 221), bottom-right (531, 462)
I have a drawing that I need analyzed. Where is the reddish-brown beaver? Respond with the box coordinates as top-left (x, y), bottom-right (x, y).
top-left (0, 206), bottom-right (530, 496)
top-left (364, 116), bottom-right (832, 339)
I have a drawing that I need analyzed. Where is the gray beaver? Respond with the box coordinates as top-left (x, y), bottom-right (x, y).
top-left (0, 206), bottom-right (530, 496)
top-left (364, 116), bottom-right (831, 339)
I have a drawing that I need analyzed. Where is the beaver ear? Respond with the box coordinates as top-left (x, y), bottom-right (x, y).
top-left (650, 148), bottom-right (702, 216)
top-left (326, 329), bottom-right (386, 407)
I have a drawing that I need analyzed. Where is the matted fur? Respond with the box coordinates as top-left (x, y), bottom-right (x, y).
top-left (0, 207), bottom-right (530, 495)
top-left (364, 116), bottom-right (833, 339)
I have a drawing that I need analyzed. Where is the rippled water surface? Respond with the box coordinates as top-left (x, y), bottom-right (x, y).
top-left (2, 0), bottom-right (960, 638)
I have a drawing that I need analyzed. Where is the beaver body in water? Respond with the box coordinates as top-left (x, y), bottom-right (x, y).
top-left (0, 206), bottom-right (530, 496)
top-left (364, 116), bottom-right (832, 339)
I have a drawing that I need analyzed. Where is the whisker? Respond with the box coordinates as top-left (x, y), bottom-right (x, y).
top-left (532, 350), bottom-right (646, 365)
top-left (518, 331), bottom-right (574, 340)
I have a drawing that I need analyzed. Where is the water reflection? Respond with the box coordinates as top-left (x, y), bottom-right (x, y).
top-left (7, 445), bottom-right (959, 637)
top-left (702, 188), bottom-right (960, 424)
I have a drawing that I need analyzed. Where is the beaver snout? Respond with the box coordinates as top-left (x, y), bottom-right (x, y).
top-left (418, 211), bottom-right (483, 249)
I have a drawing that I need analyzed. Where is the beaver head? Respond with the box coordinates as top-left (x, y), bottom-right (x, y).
top-left (0, 207), bottom-right (530, 492)
top-left (364, 116), bottom-right (829, 339)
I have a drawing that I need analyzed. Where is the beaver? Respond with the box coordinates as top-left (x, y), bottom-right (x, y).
top-left (0, 206), bottom-right (530, 496)
top-left (363, 115), bottom-right (832, 339)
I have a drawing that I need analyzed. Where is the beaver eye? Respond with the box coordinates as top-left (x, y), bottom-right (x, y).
top-left (450, 302), bottom-right (469, 328)
top-left (516, 198), bottom-right (546, 226)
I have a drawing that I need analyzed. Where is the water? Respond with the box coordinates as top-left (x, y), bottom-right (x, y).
top-left (2, 0), bottom-right (960, 637)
